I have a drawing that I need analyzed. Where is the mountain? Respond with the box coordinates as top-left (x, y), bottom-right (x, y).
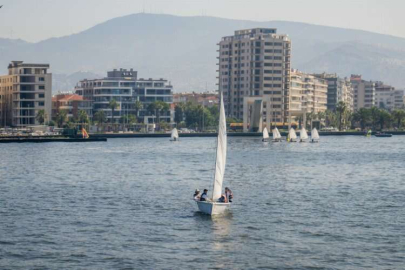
top-left (1, 13), bottom-right (405, 92)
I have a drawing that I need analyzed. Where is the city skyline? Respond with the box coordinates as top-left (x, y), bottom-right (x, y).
top-left (0, 0), bottom-right (405, 42)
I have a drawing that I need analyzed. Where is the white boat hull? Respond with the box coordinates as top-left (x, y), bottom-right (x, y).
top-left (196, 201), bottom-right (230, 215)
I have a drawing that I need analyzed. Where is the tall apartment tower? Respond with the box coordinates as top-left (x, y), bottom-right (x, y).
top-left (350, 75), bottom-right (376, 110)
top-left (218, 28), bottom-right (291, 131)
top-left (0, 61), bottom-right (52, 127)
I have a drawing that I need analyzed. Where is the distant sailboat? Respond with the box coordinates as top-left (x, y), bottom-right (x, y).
top-left (288, 128), bottom-right (297, 142)
top-left (196, 91), bottom-right (230, 215)
top-left (170, 128), bottom-right (179, 141)
top-left (262, 127), bottom-right (269, 142)
top-left (311, 128), bottom-right (320, 143)
top-left (273, 127), bottom-right (282, 142)
top-left (300, 128), bottom-right (308, 142)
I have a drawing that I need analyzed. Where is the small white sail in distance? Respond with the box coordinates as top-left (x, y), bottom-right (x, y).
top-left (274, 127), bottom-right (282, 139)
top-left (171, 128), bottom-right (179, 140)
top-left (289, 128), bottom-right (297, 139)
top-left (263, 127), bottom-right (270, 140)
top-left (300, 128), bottom-right (309, 140)
top-left (311, 128), bottom-right (320, 140)
top-left (211, 91), bottom-right (227, 201)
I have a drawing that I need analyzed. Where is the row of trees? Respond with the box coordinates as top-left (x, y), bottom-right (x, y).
top-left (36, 99), bottom-right (173, 130)
top-left (300, 101), bottom-right (405, 131)
top-left (36, 98), bottom-right (405, 132)
top-left (174, 102), bottom-right (221, 131)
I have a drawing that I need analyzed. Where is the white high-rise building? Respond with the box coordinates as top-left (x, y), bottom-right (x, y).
top-left (218, 28), bottom-right (291, 131)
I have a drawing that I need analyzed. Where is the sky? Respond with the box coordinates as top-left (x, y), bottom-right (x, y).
top-left (0, 0), bottom-right (404, 42)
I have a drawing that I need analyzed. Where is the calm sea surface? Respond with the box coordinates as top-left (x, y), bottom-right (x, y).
top-left (1, 136), bottom-right (404, 269)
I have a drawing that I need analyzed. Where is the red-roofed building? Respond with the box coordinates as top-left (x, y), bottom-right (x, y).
top-left (52, 93), bottom-right (92, 121)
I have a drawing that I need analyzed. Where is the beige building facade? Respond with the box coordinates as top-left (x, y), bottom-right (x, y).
top-left (218, 28), bottom-right (291, 130)
top-left (313, 73), bottom-right (353, 111)
top-left (350, 75), bottom-right (376, 110)
top-left (290, 70), bottom-right (328, 117)
top-left (0, 61), bottom-right (52, 127)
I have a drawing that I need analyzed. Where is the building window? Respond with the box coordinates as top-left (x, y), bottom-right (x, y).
top-left (38, 101), bottom-right (45, 106)
top-left (39, 93), bottom-right (45, 98)
top-left (39, 85), bottom-right (45, 90)
top-left (39, 77), bottom-right (45, 81)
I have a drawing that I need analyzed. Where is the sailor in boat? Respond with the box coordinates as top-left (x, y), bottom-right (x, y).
top-left (218, 195), bottom-right (226, 203)
top-left (200, 189), bottom-right (208, 201)
top-left (193, 189), bottom-right (201, 201)
top-left (225, 187), bottom-right (233, 203)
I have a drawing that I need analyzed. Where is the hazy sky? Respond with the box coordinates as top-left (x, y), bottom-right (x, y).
top-left (0, 0), bottom-right (404, 42)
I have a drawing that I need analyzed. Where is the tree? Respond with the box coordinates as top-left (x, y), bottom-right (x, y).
top-left (93, 111), bottom-right (107, 131)
top-left (325, 110), bottom-right (337, 128)
top-left (78, 110), bottom-right (89, 124)
top-left (133, 100), bottom-right (143, 121)
top-left (336, 102), bottom-right (347, 131)
top-left (120, 114), bottom-right (137, 125)
top-left (174, 102), bottom-right (187, 124)
top-left (35, 109), bottom-right (47, 125)
top-left (391, 109), bottom-right (405, 129)
top-left (109, 99), bottom-right (119, 124)
top-left (56, 110), bottom-right (68, 128)
top-left (148, 101), bottom-right (170, 129)
top-left (305, 112), bottom-right (315, 129)
top-left (378, 109), bottom-right (392, 130)
top-left (352, 108), bottom-right (371, 130)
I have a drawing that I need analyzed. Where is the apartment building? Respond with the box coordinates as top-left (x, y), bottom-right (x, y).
top-left (218, 28), bottom-right (291, 131)
top-left (350, 75), bottom-right (376, 110)
top-left (313, 73), bottom-right (353, 111)
top-left (394, 90), bottom-right (405, 109)
top-left (374, 82), bottom-right (404, 110)
top-left (290, 70), bottom-right (328, 118)
top-left (52, 93), bottom-right (92, 121)
top-left (0, 61), bottom-right (52, 127)
top-left (134, 78), bottom-right (173, 123)
top-left (75, 69), bottom-right (173, 124)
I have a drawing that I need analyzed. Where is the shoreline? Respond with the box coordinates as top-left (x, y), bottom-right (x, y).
top-left (89, 131), bottom-right (405, 138)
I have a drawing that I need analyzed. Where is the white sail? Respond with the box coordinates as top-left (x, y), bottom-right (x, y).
top-left (275, 127), bottom-right (282, 139)
top-left (300, 128), bottom-right (309, 140)
top-left (289, 128), bottom-right (297, 139)
top-left (212, 92), bottom-right (227, 201)
top-left (311, 128), bottom-right (320, 140)
top-left (171, 128), bottom-right (179, 140)
top-left (272, 128), bottom-right (278, 140)
top-left (263, 127), bottom-right (269, 140)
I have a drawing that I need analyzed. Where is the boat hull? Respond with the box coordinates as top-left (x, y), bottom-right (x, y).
top-left (375, 134), bottom-right (392, 137)
top-left (196, 201), bottom-right (230, 215)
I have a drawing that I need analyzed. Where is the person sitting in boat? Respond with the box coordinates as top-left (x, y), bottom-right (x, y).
top-left (193, 189), bottom-right (201, 201)
top-left (225, 187), bottom-right (233, 203)
top-left (218, 195), bottom-right (226, 203)
top-left (200, 189), bottom-right (208, 201)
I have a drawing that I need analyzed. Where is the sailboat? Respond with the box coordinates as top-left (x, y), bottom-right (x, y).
top-left (299, 127), bottom-right (309, 142)
top-left (196, 91), bottom-right (230, 215)
top-left (311, 128), bottom-right (320, 143)
top-left (288, 128), bottom-right (297, 142)
top-left (262, 127), bottom-right (269, 142)
top-left (272, 127), bottom-right (282, 142)
top-left (170, 128), bottom-right (179, 141)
